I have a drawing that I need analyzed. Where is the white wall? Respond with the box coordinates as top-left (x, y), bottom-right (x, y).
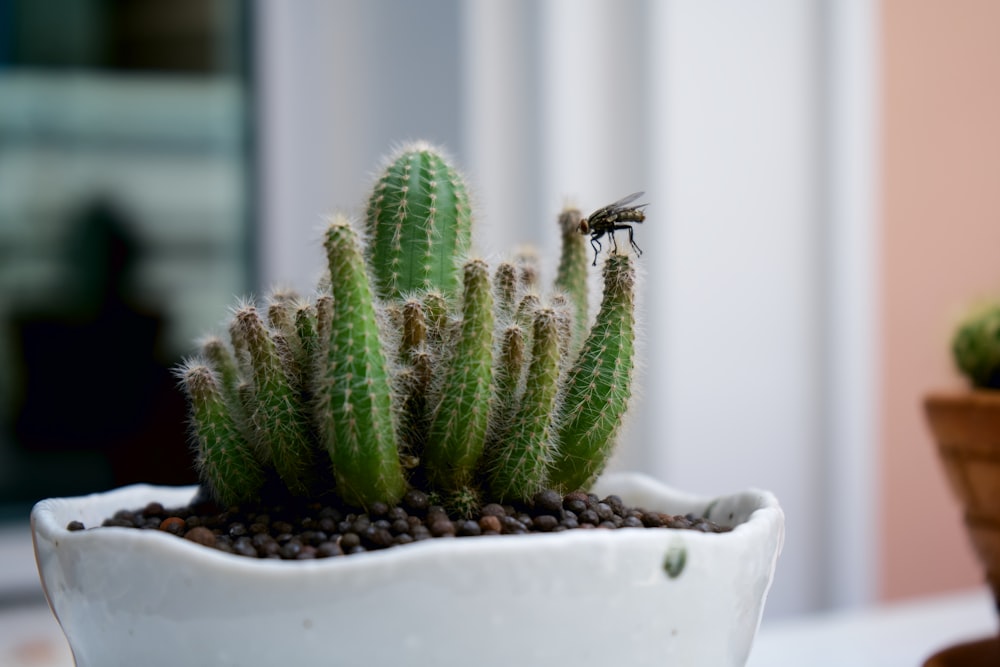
top-left (256, 0), bottom-right (878, 619)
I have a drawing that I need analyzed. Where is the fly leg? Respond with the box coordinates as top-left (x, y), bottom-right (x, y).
top-left (608, 229), bottom-right (619, 255)
top-left (618, 224), bottom-right (642, 257)
top-left (589, 234), bottom-right (603, 266)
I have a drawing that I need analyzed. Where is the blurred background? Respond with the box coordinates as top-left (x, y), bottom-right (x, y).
top-left (1, 0), bottom-right (998, 629)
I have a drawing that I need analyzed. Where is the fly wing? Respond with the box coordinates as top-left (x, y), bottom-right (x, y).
top-left (588, 191), bottom-right (646, 220)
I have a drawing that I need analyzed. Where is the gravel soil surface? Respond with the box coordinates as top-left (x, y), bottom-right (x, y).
top-left (70, 488), bottom-right (731, 560)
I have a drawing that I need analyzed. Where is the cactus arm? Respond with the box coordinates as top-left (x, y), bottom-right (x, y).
top-left (555, 207), bottom-right (589, 349)
top-left (397, 299), bottom-right (433, 459)
top-left (232, 305), bottom-right (315, 496)
top-left (201, 336), bottom-right (240, 401)
top-left (180, 361), bottom-right (265, 505)
top-left (494, 262), bottom-right (518, 321)
top-left (550, 254), bottom-right (636, 492)
top-left (487, 308), bottom-right (561, 502)
top-left (317, 218), bottom-right (406, 508)
top-left (486, 323), bottom-right (526, 444)
top-left (425, 259), bottom-right (495, 491)
top-left (293, 301), bottom-right (319, 389)
top-left (365, 142), bottom-right (472, 300)
top-left (267, 296), bottom-right (299, 363)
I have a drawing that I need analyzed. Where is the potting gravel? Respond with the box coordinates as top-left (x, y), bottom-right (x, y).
top-left (70, 488), bottom-right (731, 560)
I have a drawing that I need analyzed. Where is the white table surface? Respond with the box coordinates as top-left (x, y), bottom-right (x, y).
top-left (1, 588), bottom-right (993, 667)
top-left (747, 586), bottom-right (996, 667)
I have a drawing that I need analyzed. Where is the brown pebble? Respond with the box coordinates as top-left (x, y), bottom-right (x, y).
top-left (430, 519), bottom-right (455, 537)
top-left (532, 515), bottom-right (559, 532)
top-left (480, 503), bottom-right (506, 517)
top-left (184, 526), bottom-right (216, 546)
top-left (160, 517), bottom-right (186, 534)
top-left (479, 515), bottom-right (502, 533)
top-left (143, 502), bottom-right (165, 517)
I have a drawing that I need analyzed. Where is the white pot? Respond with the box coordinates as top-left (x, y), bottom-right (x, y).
top-left (32, 472), bottom-right (783, 667)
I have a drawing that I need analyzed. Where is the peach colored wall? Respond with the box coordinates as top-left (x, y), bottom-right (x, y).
top-left (881, 0), bottom-right (1000, 600)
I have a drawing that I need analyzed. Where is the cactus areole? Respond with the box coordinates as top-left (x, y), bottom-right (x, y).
top-left (178, 141), bottom-right (641, 513)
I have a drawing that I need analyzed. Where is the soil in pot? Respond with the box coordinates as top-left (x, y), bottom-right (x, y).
top-left (67, 488), bottom-right (731, 560)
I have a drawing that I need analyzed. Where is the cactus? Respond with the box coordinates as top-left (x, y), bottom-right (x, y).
top-left (179, 141), bottom-right (641, 514)
top-left (953, 303), bottom-right (1000, 389)
top-left (488, 307), bottom-right (562, 502)
top-left (424, 259), bottom-right (495, 492)
top-left (549, 254), bottom-right (636, 492)
top-left (316, 218), bottom-right (407, 508)
top-left (178, 362), bottom-right (265, 506)
top-left (555, 206), bottom-right (589, 349)
top-left (365, 142), bottom-right (472, 301)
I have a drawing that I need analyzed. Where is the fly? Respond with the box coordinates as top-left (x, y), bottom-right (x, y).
top-left (579, 191), bottom-right (647, 266)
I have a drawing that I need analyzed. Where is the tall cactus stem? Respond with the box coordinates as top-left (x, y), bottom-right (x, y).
top-left (550, 254), bottom-right (636, 492)
top-left (317, 218), bottom-right (406, 508)
top-left (555, 206), bottom-right (589, 349)
top-left (425, 259), bottom-right (495, 491)
top-left (487, 308), bottom-right (561, 502)
top-left (550, 294), bottom-right (575, 367)
top-left (365, 142), bottom-right (472, 300)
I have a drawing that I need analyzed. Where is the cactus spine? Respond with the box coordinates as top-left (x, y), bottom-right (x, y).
top-left (549, 254), bottom-right (636, 492)
top-left (179, 141), bottom-right (642, 514)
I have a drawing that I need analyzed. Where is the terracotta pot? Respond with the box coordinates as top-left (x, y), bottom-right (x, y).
top-left (924, 391), bottom-right (1000, 610)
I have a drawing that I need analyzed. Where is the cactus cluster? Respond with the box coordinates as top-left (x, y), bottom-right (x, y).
top-left (953, 303), bottom-right (1000, 389)
top-left (178, 142), bottom-right (637, 512)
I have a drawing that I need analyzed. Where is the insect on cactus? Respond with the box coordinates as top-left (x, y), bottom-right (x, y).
top-left (178, 140), bottom-right (640, 514)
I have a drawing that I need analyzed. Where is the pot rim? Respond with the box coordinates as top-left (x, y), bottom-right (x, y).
top-left (32, 471), bottom-right (784, 574)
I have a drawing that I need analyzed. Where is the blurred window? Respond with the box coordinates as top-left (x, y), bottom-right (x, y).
top-left (0, 0), bottom-right (255, 514)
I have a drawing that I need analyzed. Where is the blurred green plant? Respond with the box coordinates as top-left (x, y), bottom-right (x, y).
top-left (953, 302), bottom-right (1000, 390)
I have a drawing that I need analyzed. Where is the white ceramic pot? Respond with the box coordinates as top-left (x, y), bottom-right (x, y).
top-left (32, 472), bottom-right (783, 667)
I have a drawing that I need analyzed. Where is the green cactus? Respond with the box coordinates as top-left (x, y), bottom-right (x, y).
top-left (178, 142), bottom-right (642, 515)
top-left (953, 303), bottom-right (1000, 389)
top-left (488, 307), bottom-right (561, 502)
top-left (549, 254), bottom-right (636, 493)
top-left (424, 259), bottom-right (495, 492)
top-left (179, 361), bottom-right (265, 506)
top-left (365, 141), bottom-right (472, 301)
top-left (494, 262), bottom-right (518, 321)
top-left (555, 206), bottom-right (589, 350)
top-left (486, 323), bottom-right (526, 446)
top-left (232, 305), bottom-right (315, 496)
top-left (316, 217), bottom-right (407, 508)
